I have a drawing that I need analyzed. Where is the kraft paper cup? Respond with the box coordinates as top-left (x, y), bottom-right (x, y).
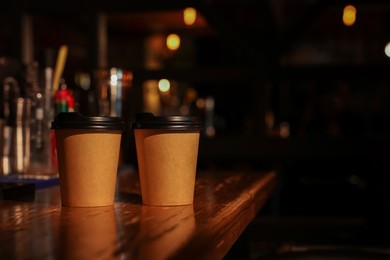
top-left (51, 112), bottom-right (124, 207)
top-left (132, 113), bottom-right (202, 206)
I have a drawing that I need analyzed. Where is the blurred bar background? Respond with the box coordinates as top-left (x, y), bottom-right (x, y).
top-left (2, 0), bottom-right (390, 258)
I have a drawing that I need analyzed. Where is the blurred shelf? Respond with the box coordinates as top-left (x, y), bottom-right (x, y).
top-left (129, 64), bottom-right (390, 85)
top-left (130, 67), bottom-right (262, 85)
top-left (0, 0), bottom-right (194, 14)
top-left (276, 64), bottom-right (390, 80)
top-left (198, 135), bottom-right (390, 161)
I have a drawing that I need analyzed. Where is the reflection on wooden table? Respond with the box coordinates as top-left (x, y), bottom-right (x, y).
top-left (0, 169), bottom-right (276, 259)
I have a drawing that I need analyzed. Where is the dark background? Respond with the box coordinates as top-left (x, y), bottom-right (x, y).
top-left (2, 0), bottom-right (390, 258)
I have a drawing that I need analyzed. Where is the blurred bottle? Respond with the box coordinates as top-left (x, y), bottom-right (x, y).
top-left (1, 76), bottom-right (30, 175)
top-left (0, 117), bottom-right (4, 174)
top-left (26, 61), bottom-right (51, 175)
top-left (109, 67), bottom-right (122, 117)
top-left (1, 57), bottom-right (23, 175)
top-left (25, 53), bottom-right (62, 176)
top-left (95, 69), bottom-right (110, 116)
top-left (74, 71), bottom-right (98, 116)
top-left (94, 68), bottom-right (131, 117)
top-left (143, 80), bottom-right (162, 116)
top-left (204, 96), bottom-right (215, 138)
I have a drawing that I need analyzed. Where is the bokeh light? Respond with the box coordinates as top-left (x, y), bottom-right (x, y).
top-left (166, 34), bottom-right (180, 51)
top-left (343, 5), bottom-right (356, 26)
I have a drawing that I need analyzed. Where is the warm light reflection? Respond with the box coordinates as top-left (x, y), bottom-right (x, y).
top-left (138, 205), bottom-right (195, 259)
top-left (206, 126), bottom-right (216, 137)
top-left (13, 206), bottom-right (24, 225)
top-left (184, 7), bottom-right (197, 26)
top-left (384, 42), bottom-right (390, 58)
top-left (265, 110), bottom-right (275, 130)
top-left (60, 207), bottom-right (118, 259)
top-left (158, 79), bottom-right (170, 92)
top-left (74, 72), bottom-right (91, 90)
top-left (166, 34), bottom-right (180, 51)
top-left (280, 122), bottom-right (290, 138)
top-left (143, 80), bottom-right (161, 115)
top-left (343, 5), bottom-right (356, 26)
top-left (196, 98), bottom-right (205, 109)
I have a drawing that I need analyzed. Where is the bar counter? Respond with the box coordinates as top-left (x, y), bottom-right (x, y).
top-left (0, 169), bottom-right (276, 259)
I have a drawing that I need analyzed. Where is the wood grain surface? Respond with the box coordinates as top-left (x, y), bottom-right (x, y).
top-left (0, 170), bottom-right (276, 259)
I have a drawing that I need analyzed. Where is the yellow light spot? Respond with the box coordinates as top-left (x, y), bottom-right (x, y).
top-left (184, 7), bottom-right (197, 26)
top-left (343, 5), bottom-right (356, 26)
top-left (166, 34), bottom-right (180, 51)
top-left (385, 42), bottom-right (390, 58)
top-left (158, 79), bottom-right (170, 92)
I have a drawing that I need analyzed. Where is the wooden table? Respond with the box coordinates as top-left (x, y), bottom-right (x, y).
top-left (0, 169), bottom-right (276, 259)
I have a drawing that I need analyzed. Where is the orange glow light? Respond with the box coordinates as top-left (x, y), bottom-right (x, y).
top-left (343, 5), bottom-right (356, 26)
top-left (184, 7), bottom-right (197, 26)
top-left (166, 34), bottom-right (180, 51)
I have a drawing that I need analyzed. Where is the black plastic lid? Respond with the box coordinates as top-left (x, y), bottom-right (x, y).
top-left (132, 113), bottom-right (202, 131)
top-left (51, 112), bottom-right (125, 131)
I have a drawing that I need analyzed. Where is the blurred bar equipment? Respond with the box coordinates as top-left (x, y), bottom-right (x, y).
top-left (43, 49), bottom-right (56, 173)
top-left (204, 96), bottom-right (215, 137)
top-left (142, 80), bottom-right (162, 115)
top-left (0, 53), bottom-right (58, 176)
top-left (0, 117), bottom-right (4, 174)
top-left (27, 60), bottom-right (52, 175)
top-left (2, 125), bottom-right (12, 175)
top-left (2, 77), bottom-right (17, 175)
top-left (96, 67), bottom-right (132, 117)
top-left (15, 97), bottom-right (31, 173)
top-left (95, 69), bottom-right (110, 116)
top-left (109, 67), bottom-right (122, 117)
top-left (194, 96), bottom-right (216, 137)
top-left (1, 76), bottom-right (31, 175)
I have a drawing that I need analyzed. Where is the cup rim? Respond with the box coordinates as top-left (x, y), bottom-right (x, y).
top-left (51, 112), bottom-right (125, 131)
top-left (132, 113), bottom-right (202, 131)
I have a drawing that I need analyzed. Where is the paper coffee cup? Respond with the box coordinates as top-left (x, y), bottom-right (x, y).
top-left (51, 112), bottom-right (124, 207)
top-left (132, 113), bottom-right (202, 206)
